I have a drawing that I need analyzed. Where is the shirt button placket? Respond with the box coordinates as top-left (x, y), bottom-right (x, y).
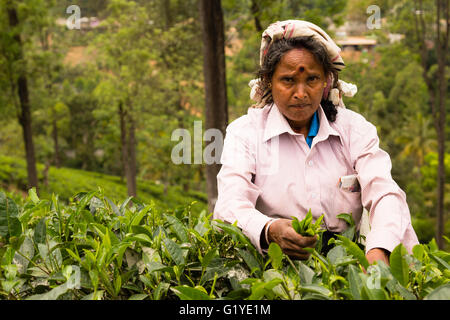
top-left (306, 157), bottom-right (320, 207)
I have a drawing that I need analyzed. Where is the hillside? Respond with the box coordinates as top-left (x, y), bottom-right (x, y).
top-left (0, 155), bottom-right (207, 215)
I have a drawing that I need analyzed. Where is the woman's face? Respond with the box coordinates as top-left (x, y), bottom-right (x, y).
top-left (271, 48), bottom-right (326, 132)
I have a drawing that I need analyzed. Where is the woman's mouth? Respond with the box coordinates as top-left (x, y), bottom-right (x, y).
top-left (289, 103), bottom-right (310, 108)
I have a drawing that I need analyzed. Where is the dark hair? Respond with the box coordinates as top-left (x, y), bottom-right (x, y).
top-left (257, 36), bottom-right (338, 122)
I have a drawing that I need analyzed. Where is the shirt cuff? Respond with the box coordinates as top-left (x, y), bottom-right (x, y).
top-left (242, 212), bottom-right (275, 255)
top-left (261, 218), bottom-right (279, 254)
top-left (365, 229), bottom-right (400, 254)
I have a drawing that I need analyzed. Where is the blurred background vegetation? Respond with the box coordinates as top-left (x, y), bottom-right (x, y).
top-left (0, 0), bottom-right (448, 248)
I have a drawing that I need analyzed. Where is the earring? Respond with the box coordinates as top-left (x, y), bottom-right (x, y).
top-left (324, 82), bottom-right (327, 88)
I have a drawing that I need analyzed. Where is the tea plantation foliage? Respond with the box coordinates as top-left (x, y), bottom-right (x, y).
top-left (0, 189), bottom-right (449, 300)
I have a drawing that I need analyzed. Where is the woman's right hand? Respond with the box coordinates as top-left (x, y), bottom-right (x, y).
top-left (266, 218), bottom-right (317, 260)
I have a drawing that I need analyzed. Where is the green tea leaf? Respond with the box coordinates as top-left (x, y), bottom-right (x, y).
top-left (14, 236), bottom-right (34, 273)
top-left (66, 248), bottom-right (81, 263)
top-left (212, 220), bottom-right (255, 252)
top-left (124, 233), bottom-right (152, 244)
top-left (119, 196), bottom-right (134, 215)
top-left (26, 283), bottom-right (70, 300)
top-left (300, 284), bottom-right (332, 299)
top-left (164, 213), bottom-right (189, 243)
top-left (361, 284), bottom-right (387, 300)
top-left (129, 207), bottom-right (150, 228)
top-left (394, 283), bottom-right (417, 300)
top-left (298, 262), bottom-right (315, 285)
top-left (238, 248), bottom-right (261, 276)
top-left (34, 218), bottom-right (47, 244)
top-left (347, 265), bottom-right (362, 300)
top-left (128, 293), bottom-right (148, 300)
top-left (336, 235), bottom-right (369, 270)
top-left (341, 225), bottom-right (356, 241)
top-left (291, 217), bottom-right (301, 234)
top-left (171, 286), bottom-right (211, 300)
top-left (337, 213), bottom-right (355, 227)
top-left (114, 272), bottom-right (122, 296)
top-left (201, 248), bottom-right (218, 268)
top-left (268, 242), bottom-right (283, 270)
top-left (28, 188), bottom-right (39, 204)
top-left (412, 244), bottom-right (424, 262)
top-left (0, 192), bottom-right (21, 238)
top-left (153, 282), bottom-right (170, 300)
top-left (390, 244), bottom-right (409, 287)
top-left (327, 245), bottom-right (346, 264)
top-left (424, 283), bottom-right (450, 300)
top-left (163, 237), bottom-right (185, 266)
top-left (104, 196), bottom-right (120, 216)
top-left (81, 290), bottom-right (104, 300)
top-left (429, 252), bottom-right (450, 271)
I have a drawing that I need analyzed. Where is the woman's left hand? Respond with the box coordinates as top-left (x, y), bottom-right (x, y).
top-left (366, 248), bottom-right (390, 266)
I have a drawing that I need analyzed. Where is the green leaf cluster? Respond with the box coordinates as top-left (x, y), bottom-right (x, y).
top-left (0, 189), bottom-right (448, 300)
top-left (292, 210), bottom-right (325, 237)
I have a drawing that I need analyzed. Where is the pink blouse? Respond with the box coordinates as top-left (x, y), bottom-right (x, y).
top-left (213, 103), bottom-right (419, 254)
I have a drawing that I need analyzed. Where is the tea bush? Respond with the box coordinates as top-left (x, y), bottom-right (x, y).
top-left (0, 189), bottom-right (449, 300)
top-left (0, 155), bottom-right (208, 215)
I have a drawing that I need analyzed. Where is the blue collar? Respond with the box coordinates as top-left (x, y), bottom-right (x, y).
top-left (306, 111), bottom-right (319, 148)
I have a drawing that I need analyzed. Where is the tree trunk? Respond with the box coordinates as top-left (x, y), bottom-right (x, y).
top-left (119, 102), bottom-right (130, 187)
top-left (119, 101), bottom-right (137, 198)
top-left (250, 0), bottom-right (263, 32)
top-left (52, 119), bottom-right (60, 168)
top-left (163, 0), bottom-right (172, 29)
top-left (127, 103), bottom-right (137, 198)
top-left (7, 4), bottom-right (39, 194)
top-left (199, 0), bottom-right (229, 213)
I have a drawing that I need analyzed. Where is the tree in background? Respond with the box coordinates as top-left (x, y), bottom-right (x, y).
top-left (27, 0), bottom-right (66, 169)
top-left (200, 0), bottom-right (229, 212)
top-left (93, 0), bottom-right (159, 197)
top-left (0, 0), bottom-right (39, 193)
top-left (145, 0), bottom-right (205, 194)
top-left (414, 0), bottom-right (449, 250)
top-left (392, 0), bottom-right (449, 249)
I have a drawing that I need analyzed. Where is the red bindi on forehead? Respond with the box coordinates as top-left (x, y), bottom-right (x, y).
top-left (277, 49), bottom-right (323, 75)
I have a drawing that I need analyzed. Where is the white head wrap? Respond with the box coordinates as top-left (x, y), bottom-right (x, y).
top-left (249, 20), bottom-right (357, 108)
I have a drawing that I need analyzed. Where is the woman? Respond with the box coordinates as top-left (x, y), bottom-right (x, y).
top-left (213, 20), bottom-right (419, 265)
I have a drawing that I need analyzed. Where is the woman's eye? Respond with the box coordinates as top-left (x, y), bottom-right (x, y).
top-left (282, 77), bottom-right (293, 83)
top-left (307, 76), bottom-right (319, 82)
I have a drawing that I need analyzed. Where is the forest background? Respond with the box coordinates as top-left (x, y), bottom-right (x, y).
top-left (0, 0), bottom-right (449, 250)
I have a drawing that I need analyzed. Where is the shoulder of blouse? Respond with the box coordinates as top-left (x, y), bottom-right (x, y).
top-left (225, 106), bottom-right (270, 138)
top-left (332, 107), bottom-right (378, 141)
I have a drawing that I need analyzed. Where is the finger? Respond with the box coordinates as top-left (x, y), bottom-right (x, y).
top-left (286, 228), bottom-right (318, 247)
top-left (285, 233), bottom-right (317, 250)
top-left (299, 234), bottom-right (318, 247)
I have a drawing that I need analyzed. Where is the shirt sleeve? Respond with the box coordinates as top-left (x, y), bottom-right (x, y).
top-left (350, 116), bottom-right (419, 254)
top-left (213, 123), bottom-right (273, 254)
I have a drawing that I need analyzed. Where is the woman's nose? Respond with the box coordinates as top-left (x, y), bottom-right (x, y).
top-left (293, 83), bottom-right (307, 100)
